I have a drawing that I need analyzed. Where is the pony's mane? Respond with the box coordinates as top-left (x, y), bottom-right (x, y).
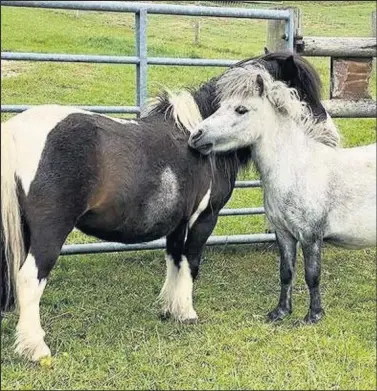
top-left (141, 50), bottom-right (338, 149)
top-left (141, 51), bottom-right (326, 134)
top-left (217, 65), bottom-right (340, 148)
top-left (233, 51), bottom-right (324, 110)
top-left (141, 89), bottom-right (203, 134)
top-left (141, 85), bottom-right (252, 169)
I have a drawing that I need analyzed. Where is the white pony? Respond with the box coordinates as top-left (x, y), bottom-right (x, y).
top-left (189, 65), bottom-right (376, 323)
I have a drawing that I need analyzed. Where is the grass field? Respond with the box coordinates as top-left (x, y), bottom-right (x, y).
top-left (1, 1), bottom-right (376, 390)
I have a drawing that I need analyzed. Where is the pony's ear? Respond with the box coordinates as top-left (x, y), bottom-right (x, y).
top-left (264, 47), bottom-right (270, 54)
top-left (281, 55), bottom-right (298, 81)
top-left (256, 74), bottom-right (264, 96)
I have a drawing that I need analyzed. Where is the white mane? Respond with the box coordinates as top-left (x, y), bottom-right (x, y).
top-left (216, 65), bottom-right (340, 148)
top-left (141, 89), bottom-right (203, 134)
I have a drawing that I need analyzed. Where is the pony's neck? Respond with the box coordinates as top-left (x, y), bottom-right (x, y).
top-left (252, 115), bottom-right (310, 183)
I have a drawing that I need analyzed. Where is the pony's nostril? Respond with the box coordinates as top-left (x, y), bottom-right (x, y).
top-left (192, 129), bottom-right (203, 141)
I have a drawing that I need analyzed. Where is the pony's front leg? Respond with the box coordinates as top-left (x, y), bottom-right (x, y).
top-left (184, 213), bottom-right (219, 283)
top-left (159, 213), bottom-right (218, 323)
top-left (267, 230), bottom-right (297, 322)
top-left (159, 253), bottom-right (198, 323)
top-left (159, 222), bottom-right (196, 323)
top-left (301, 237), bottom-right (325, 323)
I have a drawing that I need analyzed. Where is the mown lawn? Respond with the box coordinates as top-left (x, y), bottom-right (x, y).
top-left (1, 1), bottom-right (376, 390)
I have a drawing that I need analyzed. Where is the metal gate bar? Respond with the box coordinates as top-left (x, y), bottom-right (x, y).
top-left (1, 52), bottom-right (239, 66)
top-left (61, 233), bottom-right (276, 256)
top-left (0, 1), bottom-right (292, 19)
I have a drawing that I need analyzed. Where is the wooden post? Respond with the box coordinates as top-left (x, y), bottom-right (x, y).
top-left (330, 11), bottom-right (375, 100)
top-left (193, 20), bottom-right (201, 45)
top-left (266, 6), bottom-right (301, 52)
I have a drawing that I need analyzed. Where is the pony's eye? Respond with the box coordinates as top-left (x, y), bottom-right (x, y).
top-left (235, 106), bottom-right (249, 115)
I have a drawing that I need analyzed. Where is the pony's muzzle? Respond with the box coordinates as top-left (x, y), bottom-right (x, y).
top-left (189, 129), bottom-right (214, 155)
top-left (190, 129), bottom-right (203, 143)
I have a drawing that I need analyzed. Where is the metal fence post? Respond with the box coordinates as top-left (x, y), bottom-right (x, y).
top-left (135, 8), bottom-right (148, 115)
top-left (285, 9), bottom-right (295, 50)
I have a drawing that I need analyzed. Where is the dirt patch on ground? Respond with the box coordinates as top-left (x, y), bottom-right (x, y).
top-left (1, 60), bottom-right (33, 79)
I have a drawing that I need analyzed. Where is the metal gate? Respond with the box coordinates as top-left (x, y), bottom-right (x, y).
top-left (1, 1), bottom-right (296, 254)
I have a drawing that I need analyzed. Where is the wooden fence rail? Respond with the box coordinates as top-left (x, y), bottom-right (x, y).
top-left (267, 7), bottom-right (376, 119)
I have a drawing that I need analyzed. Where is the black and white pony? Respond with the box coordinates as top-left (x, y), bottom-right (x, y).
top-left (189, 64), bottom-right (376, 323)
top-left (1, 51), bottom-right (336, 361)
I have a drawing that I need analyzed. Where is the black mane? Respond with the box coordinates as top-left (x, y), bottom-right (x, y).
top-left (189, 50), bottom-right (325, 122)
top-left (233, 51), bottom-right (324, 112)
top-left (148, 50), bottom-right (325, 122)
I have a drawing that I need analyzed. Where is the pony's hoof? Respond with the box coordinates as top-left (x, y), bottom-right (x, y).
top-left (15, 339), bottom-right (51, 362)
top-left (267, 307), bottom-right (291, 322)
top-left (33, 345), bottom-right (51, 363)
top-left (303, 309), bottom-right (325, 324)
top-left (176, 309), bottom-right (198, 324)
top-left (32, 342), bottom-right (51, 362)
top-left (181, 316), bottom-right (198, 325)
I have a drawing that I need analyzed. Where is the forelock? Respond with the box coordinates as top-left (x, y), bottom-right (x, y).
top-left (216, 65), bottom-right (274, 102)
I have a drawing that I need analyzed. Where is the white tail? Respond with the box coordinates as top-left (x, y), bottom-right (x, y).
top-left (1, 122), bottom-right (25, 310)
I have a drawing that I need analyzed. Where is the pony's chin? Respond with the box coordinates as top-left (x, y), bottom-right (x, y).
top-left (195, 143), bottom-right (213, 155)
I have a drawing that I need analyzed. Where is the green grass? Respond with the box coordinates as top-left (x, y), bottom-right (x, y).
top-left (1, 247), bottom-right (376, 390)
top-left (1, 1), bottom-right (376, 390)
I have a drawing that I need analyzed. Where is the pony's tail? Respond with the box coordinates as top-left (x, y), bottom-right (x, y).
top-left (1, 124), bottom-right (24, 313)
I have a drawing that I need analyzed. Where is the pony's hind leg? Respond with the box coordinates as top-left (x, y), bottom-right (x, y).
top-left (301, 237), bottom-right (324, 323)
top-left (15, 217), bottom-right (76, 361)
top-left (15, 252), bottom-right (50, 361)
top-left (268, 230), bottom-right (297, 322)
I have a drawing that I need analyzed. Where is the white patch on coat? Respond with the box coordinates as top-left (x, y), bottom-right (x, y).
top-left (160, 167), bottom-right (179, 202)
top-left (4, 104), bottom-right (141, 198)
top-left (14, 253), bottom-right (51, 361)
top-left (4, 104), bottom-right (90, 195)
top-left (189, 186), bottom-right (212, 229)
top-left (146, 167), bottom-right (179, 224)
top-left (158, 255), bottom-right (197, 322)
